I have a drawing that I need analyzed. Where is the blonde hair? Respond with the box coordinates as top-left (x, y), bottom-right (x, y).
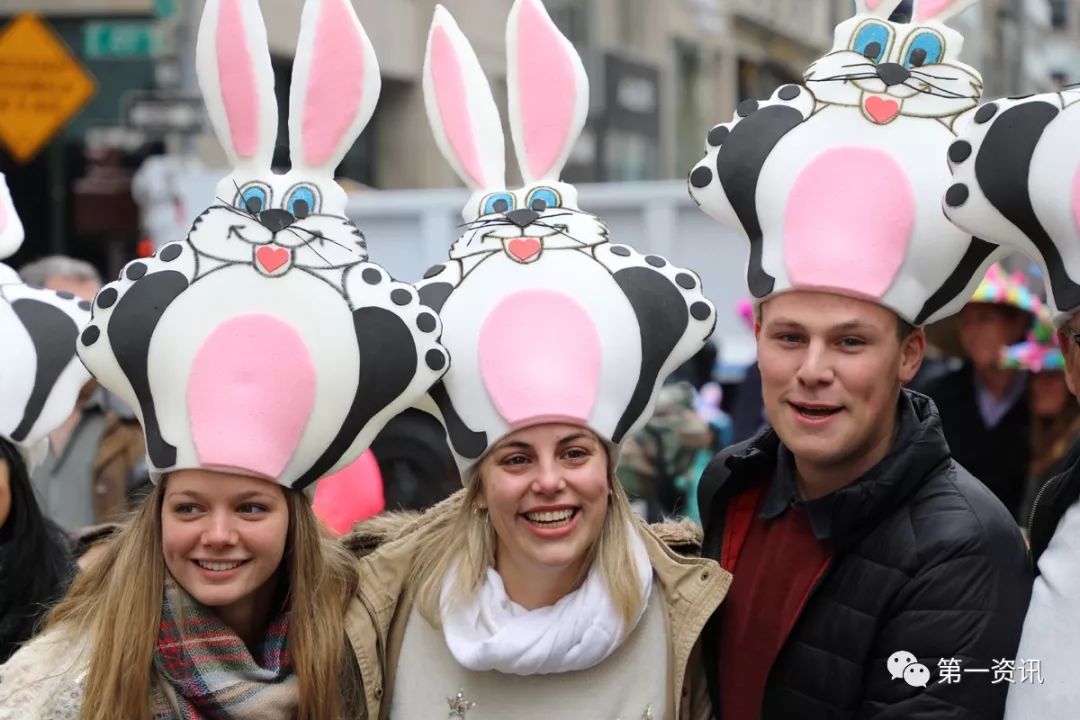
top-left (411, 454), bottom-right (643, 628)
top-left (47, 481), bottom-right (362, 720)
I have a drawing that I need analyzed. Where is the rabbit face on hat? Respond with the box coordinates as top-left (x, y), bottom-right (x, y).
top-left (689, 0), bottom-right (999, 327)
top-left (0, 174), bottom-right (92, 471)
top-left (417, 0), bottom-right (716, 475)
top-left (424, 0), bottom-right (602, 273)
top-left (195, 0), bottom-right (377, 280)
top-left (76, 0), bottom-right (448, 490)
top-left (808, 0), bottom-right (982, 125)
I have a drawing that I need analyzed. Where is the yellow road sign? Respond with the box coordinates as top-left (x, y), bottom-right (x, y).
top-left (0, 14), bottom-right (96, 164)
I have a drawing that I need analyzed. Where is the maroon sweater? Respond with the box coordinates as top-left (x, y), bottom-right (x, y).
top-left (715, 485), bottom-right (832, 720)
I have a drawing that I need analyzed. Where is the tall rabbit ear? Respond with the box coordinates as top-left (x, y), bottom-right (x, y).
top-left (912, 0), bottom-right (979, 23)
top-left (423, 5), bottom-right (505, 191)
top-left (289, 0), bottom-right (381, 175)
top-left (507, 0), bottom-right (589, 185)
top-left (0, 174), bottom-right (25, 263)
top-left (197, 0), bottom-right (278, 170)
top-left (852, 0), bottom-right (906, 19)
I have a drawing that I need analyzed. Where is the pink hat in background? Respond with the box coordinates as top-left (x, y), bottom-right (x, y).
top-left (313, 450), bottom-right (385, 535)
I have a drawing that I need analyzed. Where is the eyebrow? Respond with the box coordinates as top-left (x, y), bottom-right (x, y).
top-left (165, 489), bottom-right (276, 502)
top-left (767, 318), bottom-right (876, 333)
top-left (491, 432), bottom-right (594, 453)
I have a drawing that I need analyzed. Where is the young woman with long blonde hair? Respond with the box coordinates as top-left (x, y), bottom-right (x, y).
top-left (0, 1), bottom-right (447, 717)
top-left (342, 3), bottom-right (730, 718)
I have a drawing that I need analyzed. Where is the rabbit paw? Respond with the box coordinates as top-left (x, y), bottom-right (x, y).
top-left (945, 92), bottom-right (1080, 312)
top-left (689, 84), bottom-right (815, 297)
top-left (593, 242), bottom-right (715, 441)
top-left (415, 260), bottom-right (464, 313)
top-left (342, 263), bottom-right (448, 376)
top-left (77, 243), bottom-right (199, 467)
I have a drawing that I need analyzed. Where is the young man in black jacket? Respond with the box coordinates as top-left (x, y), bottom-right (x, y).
top-left (694, 292), bottom-right (1031, 719)
top-left (687, 1), bottom-right (1033, 716)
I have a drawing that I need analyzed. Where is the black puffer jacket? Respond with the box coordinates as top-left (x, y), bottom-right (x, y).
top-left (698, 392), bottom-right (1032, 719)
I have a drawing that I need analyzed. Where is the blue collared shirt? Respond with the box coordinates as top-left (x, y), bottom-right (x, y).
top-left (758, 446), bottom-right (836, 541)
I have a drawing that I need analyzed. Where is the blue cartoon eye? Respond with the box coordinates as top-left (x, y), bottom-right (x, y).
top-left (236, 183), bottom-right (271, 214)
top-left (285, 184), bottom-right (320, 219)
top-left (481, 192), bottom-right (515, 216)
top-left (852, 22), bottom-right (892, 64)
top-left (526, 187), bottom-right (561, 212)
top-left (904, 31), bottom-right (944, 68)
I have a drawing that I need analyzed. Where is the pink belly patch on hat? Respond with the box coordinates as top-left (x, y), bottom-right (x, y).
top-left (478, 289), bottom-right (600, 427)
top-left (784, 147), bottom-right (915, 299)
top-left (187, 314), bottom-right (316, 480)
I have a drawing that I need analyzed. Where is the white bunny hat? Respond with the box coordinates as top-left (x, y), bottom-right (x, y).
top-left (416, 0), bottom-right (716, 476)
top-left (689, 0), bottom-right (997, 326)
top-left (0, 174), bottom-right (92, 472)
top-left (76, 0), bottom-right (448, 490)
top-left (944, 88), bottom-right (1080, 326)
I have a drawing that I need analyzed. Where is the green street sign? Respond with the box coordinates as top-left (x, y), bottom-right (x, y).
top-left (84, 22), bottom-right (167, 60)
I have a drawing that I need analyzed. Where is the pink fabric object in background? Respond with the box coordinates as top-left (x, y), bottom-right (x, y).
top-left (313, 449), bottom-right (385, 535)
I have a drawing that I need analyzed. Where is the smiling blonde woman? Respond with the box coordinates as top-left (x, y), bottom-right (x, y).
top-left (338, 3), bottom-right (729, 718)
top-left (0, 1), bottom-right (447, 718)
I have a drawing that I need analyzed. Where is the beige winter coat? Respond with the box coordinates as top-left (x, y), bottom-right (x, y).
top-left (340, 491), bottom-right (732, 720)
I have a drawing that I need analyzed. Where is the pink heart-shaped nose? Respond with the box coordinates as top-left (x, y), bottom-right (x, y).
top-left (507, 237), bottom-right (542, 262)
top-left (865, 96), bottom-right (901, 124)
top-left (256, 245), bottom-right (291, 273)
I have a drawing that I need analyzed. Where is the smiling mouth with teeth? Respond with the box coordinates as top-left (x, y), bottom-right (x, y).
top-left (791, 403), bottom-right (842, 419)
top-left (194, 559), bottom-right (249, 572)
top-left (522, 508), bottom-right (578, 527)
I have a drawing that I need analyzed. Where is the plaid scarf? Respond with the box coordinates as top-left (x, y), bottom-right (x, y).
top-left (152, 575), bottom-right (298, 720)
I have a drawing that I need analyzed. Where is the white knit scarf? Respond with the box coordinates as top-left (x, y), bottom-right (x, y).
top-left (439, 525), bottom-right (653, 676)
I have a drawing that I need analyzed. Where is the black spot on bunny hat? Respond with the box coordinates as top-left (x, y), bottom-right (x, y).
top-left (414, 0), bottom-right (716, 471)
top-left (75, 0), bottom-right (448, 491)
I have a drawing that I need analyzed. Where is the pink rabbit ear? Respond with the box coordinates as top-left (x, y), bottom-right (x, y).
top-left (196, 0), bottom-right (278, 169)
top-left (852, 0), bottom-right (906, 18)
top-left (913, 0), bottom-right (979, 23)
top-left (422, 6), bottom-right (505, 191)
top-left (289, 0), bottom-right (381, 174)
top-left (506, 0), bottom-right (589, 185)
top-left (0, 174), bottom-right (24, 262)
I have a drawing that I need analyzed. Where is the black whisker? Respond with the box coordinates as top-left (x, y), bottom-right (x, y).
top-left (229, 181), bottom-right (258, 220)
top-left (842, 61), bottom-right (875, 69)
top-left (288, 224), bottom-right (351, 251)
top-left (284, 228), bottom-right (333, 267)
top-left (903, 79), bottom-right (975, 100)
top-left (910, 69), bottom-right (960, 82)
top-left (807, 74), bottom-right (881, 83)
top-left (534, 221), bottom-right (586, 246)
top-left (214, 200), bottom-right (258, 222)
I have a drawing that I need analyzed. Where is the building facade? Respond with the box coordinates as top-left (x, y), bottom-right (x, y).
top-left (0, 0), bottom-right (1075, 240)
